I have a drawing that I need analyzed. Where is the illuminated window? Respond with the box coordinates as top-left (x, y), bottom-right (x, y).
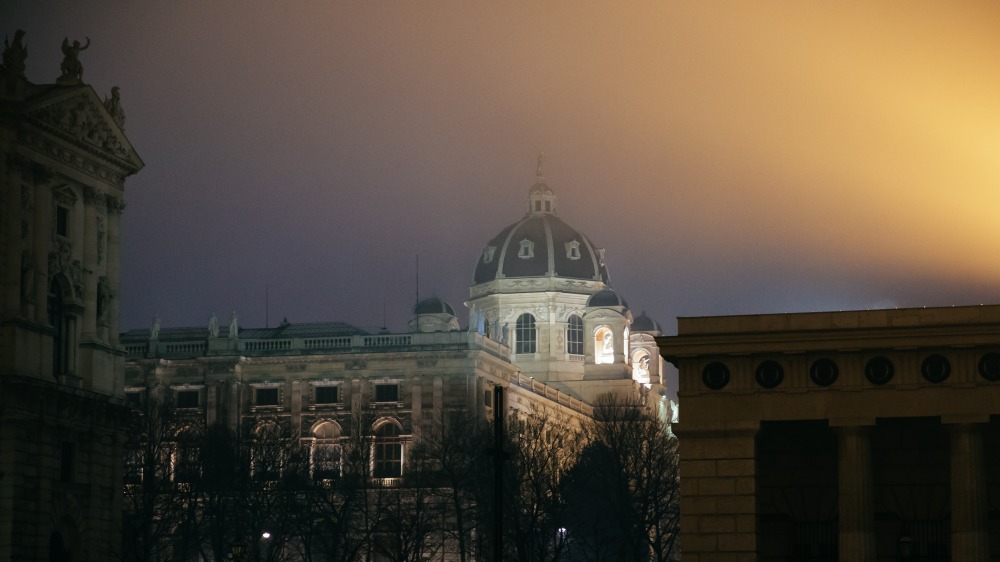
top-left (515, 314), bottom-right (537, 354)
top-left (518, 239), bottom-right (534, 259)
top-left (566, 315), bottom-right (583, 355)
top-left (595, 326), bottom-right (614, 364)
top-left (373, 422), bottom-right (403, 478)
top-left (632, 350), bottom-right (651, 383)
top-left (565, 240), bottom-right (581, 260)
top-left (312, 422), bottom-right (341, 480)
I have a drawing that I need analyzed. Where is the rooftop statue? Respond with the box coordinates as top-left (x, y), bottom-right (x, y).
top-left (103, 86), bottom-right (126, 129)
top-left (2, 29), bottom-right (27, 78)
top-left (59, 36), bottom-right (89, 82)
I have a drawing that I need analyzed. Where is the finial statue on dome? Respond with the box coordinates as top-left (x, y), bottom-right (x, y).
top-left (536, 152), bottom-right (544, 177)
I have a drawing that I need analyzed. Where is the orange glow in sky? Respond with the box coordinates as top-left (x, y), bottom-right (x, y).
top-left (4, 1), bottom-right (1000, 331)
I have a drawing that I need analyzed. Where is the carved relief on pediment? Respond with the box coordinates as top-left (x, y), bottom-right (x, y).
top-left (30, 94), bottom-right (130, 159)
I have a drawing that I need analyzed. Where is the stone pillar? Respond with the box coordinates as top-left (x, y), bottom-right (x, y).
top-left (411, 376), bottom-right (422, 431)
top-left (836, 425), bottom-right (876, 562)
top-left (674, 425), bottom-right (758, 559)
top-left (80, 187), bottom-right (100, 340)
top-left (105, 197), bottom-right (124, 347)
top-left (32, 178), bottom-right (51, 325)
top-left (290, 380), bottom-right (302, 438)
top-left (433, 375), bottom-right (443, 413)
top-left (2, 157), bottom-right (22, 317)
top-left (949, 423), bottom-right (989, 561)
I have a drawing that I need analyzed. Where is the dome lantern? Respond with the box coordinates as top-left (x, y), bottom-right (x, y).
top-left (527, 153), bottom-right (556, 216)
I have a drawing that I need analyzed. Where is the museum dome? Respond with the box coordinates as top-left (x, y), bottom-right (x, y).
top-left (472, 162), bottom-right (609, 286)
top-left (409, 296), bottom-right (459, 333)
top-left (413, 296), bottom-right (455, 316)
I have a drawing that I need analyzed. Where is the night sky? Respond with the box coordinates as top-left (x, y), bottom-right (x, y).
top-left (5, 2), bottom-right (1000, 337)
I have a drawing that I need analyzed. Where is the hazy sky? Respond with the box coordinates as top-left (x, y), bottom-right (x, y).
top-left (5, 2), bottom-right (1000, 335)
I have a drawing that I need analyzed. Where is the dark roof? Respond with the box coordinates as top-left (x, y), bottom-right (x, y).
top-left (632, 311), bottom-right (661, 332)
top-left (472, 214), bottom-right (608, 284)
top-left (588, 289), bottom-right (628, 308)
top-left (121, 321), bottom-right (368, 342)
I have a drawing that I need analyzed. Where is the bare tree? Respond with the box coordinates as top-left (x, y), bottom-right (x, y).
top-left (563, 392), bottom-right (680, 562)
top-left (492, 408), bottom-right (586, 562)
top-left (407, 409), bottom-right (491, 562)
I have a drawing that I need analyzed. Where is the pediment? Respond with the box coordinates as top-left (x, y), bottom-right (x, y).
top-left (21, 85), bottom-right (143, 174)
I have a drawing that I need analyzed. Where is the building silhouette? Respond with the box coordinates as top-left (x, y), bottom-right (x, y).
top-left (0, 31), bottom-right (143, 561)
top-left (659, 306), bottom-right (1000, 561)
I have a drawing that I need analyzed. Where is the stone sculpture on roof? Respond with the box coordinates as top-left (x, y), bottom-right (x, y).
top-left (59, 36), bottom-right (89, 82)
top-left (2, 29), bottom-right (26, 77)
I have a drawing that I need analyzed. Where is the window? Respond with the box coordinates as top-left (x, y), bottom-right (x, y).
top-left (124, 447), bottom-right (142, 484)
top-left (515, 314), bottom-right (537, 354)
top-left (595, 326), bottom-right (614, 364)
top-left (373, 422), bottom-right (403, 478)
top-left (48, 278), bottom-right (74, 378)
top-left (484, 388), bottom-right (493, 407)
top-left (374, 383), bottom-right (399, 403)
top-left (518, 239), bottom-right (534, 259)
top-left (565, 240), bottom-right (581, 260)
top-left (175, 389), bottom-right (199, 409)
top-left (255, 387), bottom-right (279, 406)
top-left (312, 422), bottom-right (341, 480)
top-left (534, 201), bottom-right (541, 212)
top-left (56, 206), bottom-right (69, 237)
top-left (315, 386), bottom-right (339, 405)
top-left (482, 245), bottom-right (496, 263)
top-left (60, 442), bottom-right (74, 483)
top-left (172, 428), bottom-right (200, 483)
top-left (125, 391), bottom-right (142, 409)
top-left (566, 315), bottom-right (583, 355)
top-left (252, 422), bottom-right (281, 480)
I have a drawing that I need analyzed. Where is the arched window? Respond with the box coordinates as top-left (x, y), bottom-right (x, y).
top-left (595, 326), bottom-right (614, 364)
top-left (252, 421), bottom-right (281, 480)
top-left (566, 315), bottom-right (583, 355)
top-left (515, 314), bottom-right (537, 354)
top-left (172, 427), bottom-right (201, 483)
top-left (312, 421), bottom-right (341, 480)
top-left (632, 350), bottom-right (651, 384)
top-left (373, 422), bottom-right (403, 478)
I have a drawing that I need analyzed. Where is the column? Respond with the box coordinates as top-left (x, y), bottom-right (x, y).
top-left (837, 425), bottom-right (876, 562)
top-left (32, 177), bottom-right (51, 325)
top-left (949, 423), bottom-right (989, 561)
top-left (411, 376), bottom-right (422, 433)
top-left (105, 196), bottom-right (124, 346)
top-left (2, 157), bottom-right (22, 316)
top-left (80, 187), bottom-right (100, 340)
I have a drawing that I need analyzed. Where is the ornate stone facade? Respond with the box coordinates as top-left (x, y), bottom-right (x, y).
top-left (0, 32), bottom-right (143, 561)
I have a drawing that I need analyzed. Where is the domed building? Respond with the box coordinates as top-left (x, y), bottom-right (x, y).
top-left (467, 160), bottom-right (663, 402)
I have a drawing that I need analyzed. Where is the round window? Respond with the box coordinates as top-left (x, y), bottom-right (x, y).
top-left (865, 356), bottom-right (894, 385)
top-left (809, 358), bottom-right (838, 387)
top-left (755, 361), bottom-right (784, 389)
top-left (702, 362), bottom-right (730, 390)
top-left (920, 354), bottom-right (950, 383)
top-left (979, 352), bottom-right (1000, 382)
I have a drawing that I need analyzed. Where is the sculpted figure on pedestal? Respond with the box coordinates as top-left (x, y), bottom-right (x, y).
top-left (59, 36), bottom-right (89, 82)
top-left (3, 29), bottom-right (27, 77)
